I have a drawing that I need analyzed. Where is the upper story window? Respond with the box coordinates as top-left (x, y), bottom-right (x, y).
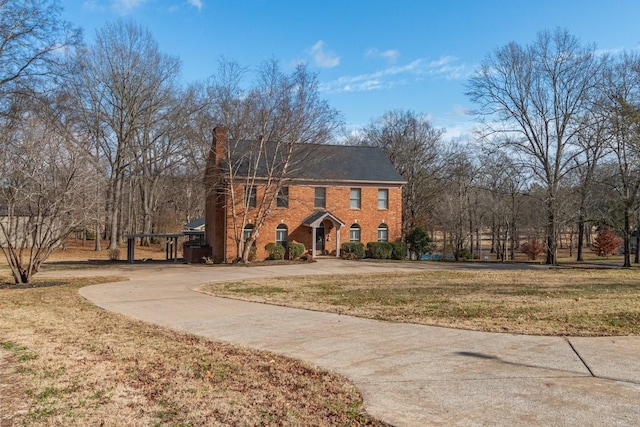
top-left (277, 187), bottom-right (289, 208)
top-left (245, 186), bottom-right (257, 208)
top-left (377, 223), bottom-right (388, 242)
top-left (349, 223), bottom-right (361, 242)
top-left (314, 187), bottom-right (326, 209)
top-left (350, 188), bottom-right (361, 209)
top-left (378, 189), bottom-right (389, 210)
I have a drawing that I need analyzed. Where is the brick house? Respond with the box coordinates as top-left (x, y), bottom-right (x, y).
top-left (204, 127), bottom-right (405, 262)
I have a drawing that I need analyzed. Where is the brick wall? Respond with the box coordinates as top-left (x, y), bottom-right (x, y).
top-left (219, 183), bottom-right (403, 261)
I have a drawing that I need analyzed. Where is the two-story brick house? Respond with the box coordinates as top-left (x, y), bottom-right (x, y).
top-left (204, 127), bottom-right (405, 262)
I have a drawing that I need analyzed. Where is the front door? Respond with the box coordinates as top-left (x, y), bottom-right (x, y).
top-left (316, 226), bottom-right (325, 253)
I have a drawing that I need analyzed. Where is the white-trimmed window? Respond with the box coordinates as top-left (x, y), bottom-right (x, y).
top-left (276, 224), bottom-right (288, 247)
top-left (245, 186), bottom-right (257, 208)
top-left (277, 187), bottom-right (289, 208)
top-left (350, 188), bottom-right (361, 209)
top-left (378, 189), bottom-right (389, 210)
top-left (314, 187), bottom-right (326, 209)
top-left (349, 224), bottom-right (361, 242)
top-left (243, 224), bottom-right (254, 242)
top-left (377, 223), bottom-right (388, 242)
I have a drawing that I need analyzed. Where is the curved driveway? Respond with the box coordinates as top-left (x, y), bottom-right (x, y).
top-left (77, 260), bottom-right (640, 426)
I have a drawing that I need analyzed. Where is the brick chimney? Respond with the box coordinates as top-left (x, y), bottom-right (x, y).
top-left (204, 125), bottom-right (228, 261)
top-left (212, 125), bottom-right (227, 166)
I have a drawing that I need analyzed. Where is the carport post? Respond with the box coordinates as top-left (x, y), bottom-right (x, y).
top-left (127, 237), bottom-right (135, 263)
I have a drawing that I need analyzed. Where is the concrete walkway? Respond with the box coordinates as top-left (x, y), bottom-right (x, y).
top-left (75, 260), bottom-right (640, 426)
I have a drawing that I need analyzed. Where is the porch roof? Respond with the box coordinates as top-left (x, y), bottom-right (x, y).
top-left (302, 210), bottom-right (345, 228)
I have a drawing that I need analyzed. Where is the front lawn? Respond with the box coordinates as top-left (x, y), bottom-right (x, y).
top-left (199, 268), bottom-right (640, 336)
top-left (0, 277), bottom-right (383, 426)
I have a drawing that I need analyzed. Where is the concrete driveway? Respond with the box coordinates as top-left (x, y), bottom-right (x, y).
top-left (76, 260), bottom-right (640, 426)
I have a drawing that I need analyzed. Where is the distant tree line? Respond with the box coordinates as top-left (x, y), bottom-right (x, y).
top-left (355, 28), bottom-right (640, 267)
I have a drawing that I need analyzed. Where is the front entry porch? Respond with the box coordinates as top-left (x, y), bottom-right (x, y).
top-left (302, 210), bottom-right (345, 258)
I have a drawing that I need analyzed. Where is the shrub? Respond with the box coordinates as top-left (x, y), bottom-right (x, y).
top-left (521, 239), bottom-right (544, 260)
top-left (341, 242), bottom-right (365, 260)
top-left (108, 248), bottom-right (121, 261)
top-left (457, 248), bottom-right (471, 260)
top-left (405, 227), bottom-right (433, 260)
top-left (592, 227), bottom-right (622, 257)
top-left (287, 241), bottom-right (305, 259)
top-left (366, 242), bottom-right (393, 259)
top-left (265, 242), bottom-right (286, 260)
top-left (390, 242), bottom-right (407, 260)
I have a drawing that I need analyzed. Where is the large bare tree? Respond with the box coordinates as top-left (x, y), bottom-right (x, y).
top-left (361, 110), bottom-right (445, 234)
top-left (205, 59), bottom-right (341, 262)
top-left (467, 28), bottom-right (605, 265)
top-left (70, 20), bottom-right (182, 250)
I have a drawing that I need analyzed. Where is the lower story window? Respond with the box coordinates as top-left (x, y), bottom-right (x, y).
top-left (350, 224), bottom-right (361, 242)
top-left (377, 223), bottom-right (388, 242)
top-left (243, 224), bottom-right (254, 242)
top-left (276, 224), bottom-right (288, 247)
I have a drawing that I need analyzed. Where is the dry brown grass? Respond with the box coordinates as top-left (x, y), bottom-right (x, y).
top-left (0, 277), bottom-right (384, 426)
top-left (200, 268), bottom-right (640, 336)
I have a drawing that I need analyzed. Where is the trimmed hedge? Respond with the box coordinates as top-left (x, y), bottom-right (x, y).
top-left (265, 242), bottom-right (285, 260)
top-left (341, 242), bottom-right (365, 260)
top-left (390, 242), bottom-right (407, 260)
top-left (366, 242), bottom-right (393, 259)
top-left (287, 241), bottom-right (305, 259)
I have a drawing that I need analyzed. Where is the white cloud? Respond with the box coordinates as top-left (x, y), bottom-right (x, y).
top-left (188, 0), bottom-right (204, 10)
top-left (111, 0), bottom-right (147, 14)
top-left (366, 48), bottom-right (400, 63)
top-left (82, 0), bottom-right (102, 11)
top-left (307, 41), bottom-right (340, 68)
top-left (321, 56), bottom-right (474, 94)
top-left (451, 104), bottom-right (468, 117)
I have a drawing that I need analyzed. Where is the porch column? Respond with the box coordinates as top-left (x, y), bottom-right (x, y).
top-left (336, 226), bottom-right (341, 258)
top-left (311, 226), bottom-right (317, 258)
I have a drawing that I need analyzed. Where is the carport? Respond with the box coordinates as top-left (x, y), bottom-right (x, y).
top-left (126, 233), bottom-right (183, 263)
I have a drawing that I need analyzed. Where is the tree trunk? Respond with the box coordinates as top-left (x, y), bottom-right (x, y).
top-left (577, 215), bottom-right (585, 262)
top-left (623, 210), bottom-right (631, 268)
top-left (509, 222), bottom-right (516, 261)
top-left (108, 176), bottom-right (122, 250)
top-left (94, 218), bottom-right (101, 252)
top-left (635, 229), bottom-right (639, 264)
top-left (545, 204), bottom-right (557, 265)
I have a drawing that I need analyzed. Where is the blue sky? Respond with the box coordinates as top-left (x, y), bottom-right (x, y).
top-left (59, 0), bottom-right (640, 141)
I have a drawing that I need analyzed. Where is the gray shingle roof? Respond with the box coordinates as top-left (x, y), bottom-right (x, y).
top-left (225, 141), bottom-right (405, 184)
top-left (302, 210), bottom-right (345, 227)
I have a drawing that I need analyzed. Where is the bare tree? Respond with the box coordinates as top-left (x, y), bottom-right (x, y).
top-left (467, 28), bottom-right (605, 265)
top-left (361, 110), bottom-right (445, 234)
top-left (0, 0), bottom-right (79, 108)
top-left (0, 96), bottom-right (92, 283)
top-left (130, 72), bottom-right (187, 243)
top-left (602, 53), bottom-right (640, 267)
top-left (205, 59), bottom-right (341, 262)
top-left (432, 147), bottom-right (477, 260)
top-left (478, 152), bottom-right (528, 260)
top-left (572, 109), bottom-right (609, 261)
top-left (70, 20), bottom-right (182, 250)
